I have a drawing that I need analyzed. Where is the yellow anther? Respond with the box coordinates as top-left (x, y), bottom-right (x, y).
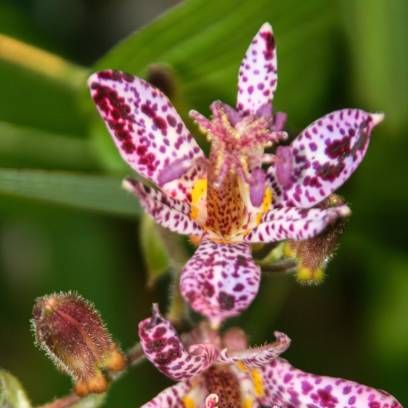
top-left (283, 242), bottom-right (296, 258)
top-left (182, 396), bottom-right (196, 408)
top-left (251, 368), bottom-right (265, 398)
top-left (256, 187), bottom-right (273, 225)
top-left (191, 178), bottom-right (207, 221)
top-left (296, 266), bottom-right (325, 285)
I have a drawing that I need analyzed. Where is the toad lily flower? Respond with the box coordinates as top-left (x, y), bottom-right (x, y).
top-left (88, 23), bottom-right (383, 324)
top-left (138, 306), bottom-right (401, 408)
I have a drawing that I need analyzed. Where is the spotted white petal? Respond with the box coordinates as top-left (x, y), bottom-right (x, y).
top-left (259, 358), bottom-right (402, 408)
top-left (138, 305), bottom-right (219, 381)
top-left (140, 381), bottom-right (191, 408)
top-left (268, 109), bottom-right (383, 208)
top-left (123, 178), bottom-right (203, 236)
top-left (180, 237), bottom-right (260, 325)
top-left (88, 70), bottom-right (205, 201)
top-left (236, 23), bottom-right (278, 115)
top-left (244, 205), bottom-right (350, 243)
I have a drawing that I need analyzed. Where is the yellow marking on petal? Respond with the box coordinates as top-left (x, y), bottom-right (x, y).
top-left (296, 266), bottom-right (325, 285)
top-left (236, 361), bottom-right (249, 372)
top-left (251, 368), bottom-right (265, 398)
top-left (191, 178), bottom-right (207, 221)
top-left (182, 396), bottom-right (196, 408)
top-left (242, 397), bottom-right (255, 408)
top-left (256, 187), bottom-right (273, 225)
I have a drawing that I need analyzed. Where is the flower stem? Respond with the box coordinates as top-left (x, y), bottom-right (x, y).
top-left (37, 394), bottom-right (81, 408)
top-left (36, 342), bottom-right (145, 408)
top-left (260, 259), bottom-right (297, 274)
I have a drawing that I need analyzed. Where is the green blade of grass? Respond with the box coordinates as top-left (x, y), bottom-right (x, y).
top-left (0, 122), bottom-right (98, 170)
top-left (0, 169), bottom-right (140, 217)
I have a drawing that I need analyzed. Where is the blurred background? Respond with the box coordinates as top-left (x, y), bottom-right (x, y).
top-left (0, 0), bottom-right (407, 406)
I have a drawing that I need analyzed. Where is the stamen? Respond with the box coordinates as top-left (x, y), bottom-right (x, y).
top-left (189, 109), bottom-right (213, 138)
top-left (157, 158), bottom-right (191, 186)
top-left (273, 111), bottom-right (287, 131)
top-left (275, 145), bottom-right (293, 189)
top-left (249, 168), bottom-right (266, 207)
top-left (223, 104), bottom-right (241, 126)
top-left (255, 102), bottom-right (272, 120)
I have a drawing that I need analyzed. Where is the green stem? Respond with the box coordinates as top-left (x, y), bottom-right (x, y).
top-left (260, 259), bottom-right (297, 274)
top-left (36, 342), bottom-right (145, 408)
top-left (37, 394), bottom-right (81, 408)
top-left (157, 228), bottom-right (191, 325)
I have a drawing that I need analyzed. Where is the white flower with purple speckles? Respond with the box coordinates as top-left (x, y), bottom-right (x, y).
top-left (88, 23), bottom-right (383, 324)
top-left (137, 306), bottom-right (401, 408)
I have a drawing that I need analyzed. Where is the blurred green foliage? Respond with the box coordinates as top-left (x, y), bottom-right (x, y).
top-left (0, 0), bottom-right (407, 406)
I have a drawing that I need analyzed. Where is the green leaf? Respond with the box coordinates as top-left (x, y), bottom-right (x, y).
top-left (0, 30), bottom-right (89, 135)
top-left (92, 0), bottom-right (337, 127)
top-left (140, 214), bottom-right (171, 286)
top-left (0, 122), bottom-right (98, 170)
top-left (0, 369), bottom-right (32, 408)
top-left (342, 0), bottom-right (408, 131)
top-left (0, 169), bottom-right (140, 217)
top-left (0, 3), bottom-right (54, 50)
top-left (372, 258), bottom-right (408, 362)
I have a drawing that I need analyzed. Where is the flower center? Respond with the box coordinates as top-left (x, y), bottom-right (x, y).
top-left (189, 102), bottom-right (282, 242)
top-left (203, 366), bottom-right (242, 408)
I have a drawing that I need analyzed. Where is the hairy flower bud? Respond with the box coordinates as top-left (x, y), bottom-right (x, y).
top-left (32, 292), bottom-right (126, 396)
top-left (285, 194), bottom-right (346, 285)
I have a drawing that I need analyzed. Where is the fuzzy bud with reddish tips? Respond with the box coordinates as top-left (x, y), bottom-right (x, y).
top-left (32, 292), bottom-right (126, 396)
top-left (285, 194), bottom-right (347, 284)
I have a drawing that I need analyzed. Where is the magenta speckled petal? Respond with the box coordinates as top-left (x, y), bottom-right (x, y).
top-left (88, 70), bottom-right (204, 197)
top-left (138, 305), bottom-right (219, 381)
top-left (236, 23), bottom-right (277, 115)
top-left (244, 205), bottom-right (350, 243)
top-left (269, 109), bottom-right (384, 208)
top-left (180, 237), bottom-right (260, 324)
top-left (140, 381), bottom-right (190, 408)
top-left (259, 358), bottom-right (402, 408)
top-left (123, 178), bottom-right (203, 236)
top-left (218, 331), bottom-right (290, 368)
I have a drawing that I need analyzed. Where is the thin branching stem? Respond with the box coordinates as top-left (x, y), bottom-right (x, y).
top-left (37, 394), bottom-right (81, 408)
top-left (36, 342), bottom-right (146, 408)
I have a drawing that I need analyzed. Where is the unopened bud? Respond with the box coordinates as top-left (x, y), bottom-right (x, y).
top-left (146, 64), bottom-right (177, 99)
top-left (285, 194), bottom-right (346, 285)
top-left (32, 292), bottom-right (126, 396)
